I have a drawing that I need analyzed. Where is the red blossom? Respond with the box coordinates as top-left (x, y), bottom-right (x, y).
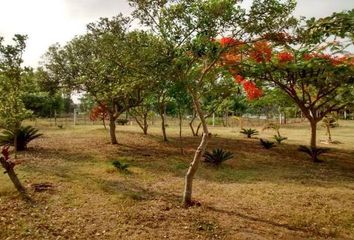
top-left (249, 41), bottom-right (272, 63)
top-left (242, 80), bottom-right (263, 100)
top-left (233, 75), bottom-right (245, 84)
top-left (90, 104), bottom-right (109, 121)
top-left (220, 37), bottom-right (243, 47)
top-left (277, 52), bottom-right (294, 63)
top-left (330, 56), bottom-right (348, 66)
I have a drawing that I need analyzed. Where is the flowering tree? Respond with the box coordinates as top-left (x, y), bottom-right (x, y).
top-left (225, 12), bottom-right (354, 161)
top-left (130, 0), bottom-right (297, 206)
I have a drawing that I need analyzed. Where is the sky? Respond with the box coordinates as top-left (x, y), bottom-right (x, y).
top-left (0, 0), bottom-right (354, 67)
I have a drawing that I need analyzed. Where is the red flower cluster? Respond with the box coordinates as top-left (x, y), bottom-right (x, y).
top-left (233, 74), bottom-right (263, 100)
top-left (233, 74), bottom-right (244, 83)
top-left (277, 52), bottom-right (294, 63)
top-left (243, 81), bottom-right (263, 100)
top-left (90, 104), bottom-right (109, 121)
top-left (249, 41), bottom-right (272, 63)
top-left (303, 52), bottom-right (353, 66)
top-left (220, 37), bottom-right (243, 47)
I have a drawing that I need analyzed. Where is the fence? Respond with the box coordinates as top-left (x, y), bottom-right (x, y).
top-left (29, 112), bottom-right (307, 129)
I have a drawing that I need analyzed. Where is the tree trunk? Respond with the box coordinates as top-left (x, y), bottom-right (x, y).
top-left (326, 125), bottom-right (332, 143)
top-left (0, 157), bottom-right (31, 201)
top-left (109, 113), bottom-right (118, 145)
top-left (102, 118), bottom-right (107, 130)
top-left (195, 122), bottom-right (202, 136)
top-left (142, 112), bottom-right (148, 135)
top-left (183, 91), bottom-right (209, 206)
top-left (159, 107), bottom-right (168, 142)
top-left (189, 111), bottom-right (197, 136)
top-left (310, 120), bottom-right (317, 149)
top-left (179, 110), bottom-right (184, 154)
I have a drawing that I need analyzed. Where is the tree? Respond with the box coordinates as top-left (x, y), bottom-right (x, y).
top-left (229, 12), bottom-right (354, 161)
top-left (41, 16), bottom-right (145, 144)
top-left (0, 34), bottom-right (33, 151)
top-left (130, 0), bottom-right (297, 205)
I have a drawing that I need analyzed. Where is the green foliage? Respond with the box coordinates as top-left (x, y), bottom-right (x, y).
top-left (298, 145), bottom-right (330, 162)
top-left (273, 135), bottom-right (287, 144)
top-left (0, 35), bottom-right (33, 130)
top-left (240, 128), bottom-right (259, 138)
top-left (260, 139), bottom-right (275, 149)
top-left (203, 148), bottom-right (233, 166)
top-left (112, 160), bottom-right (129, 171)
top-left (0, 126), bottom-right (42, 151)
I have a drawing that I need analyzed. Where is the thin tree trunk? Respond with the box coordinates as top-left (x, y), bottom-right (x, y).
top-left (183, 91), bottom-right (209, 206)
top-left (189, 111), bottom-right (197, 136)
top-left (159, 105), bottom-right (168, 142)
top-left (178, 109), bottom-right (184, 154)
top-left (195, 122), bottom-right (202, 136)
top-left (143, 113), bottom-right (148, 135)
top-left (109, 113), bottom-right (118, 145)
top-left (0, 157), bottom-right (31, 201)
top-left (326, 125), bottom-right (332, 142)
top-left (102, 118), bottom-right (107, 130)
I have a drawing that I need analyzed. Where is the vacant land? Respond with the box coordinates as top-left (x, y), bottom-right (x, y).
top-left (1, 121), bottom-right (354, 239)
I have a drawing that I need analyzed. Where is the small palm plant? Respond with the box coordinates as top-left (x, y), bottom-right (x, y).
top-left (263, 123), bottom-right (287, 144)
top-left (298, 145), bottom-right (330, 162)
top-left (321, 115), bottom-right (338, 143)
top-left (0, 126), bottom-right (42, 151)
top-left (240, 128), bottom-right (259, 138)
top-left (273, 135), bottom-right (288, 144)
top-left (260, 139), bottom-right (275, 149)
top-left (112, 160), bottom-right (129, 171)
top-left (203, 148), bottom-right (233, 166)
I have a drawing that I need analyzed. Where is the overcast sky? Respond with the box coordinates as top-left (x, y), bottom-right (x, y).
top-left (0, 0), bottom-right (353, 67)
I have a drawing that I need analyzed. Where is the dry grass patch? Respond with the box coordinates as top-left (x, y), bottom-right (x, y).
top-left (1, 121), bottom-right (354, 239)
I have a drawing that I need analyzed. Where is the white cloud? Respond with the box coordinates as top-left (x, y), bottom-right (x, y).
top-left (0, 0), bottom-right (353, 67)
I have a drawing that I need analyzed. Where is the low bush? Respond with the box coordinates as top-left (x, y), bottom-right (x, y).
top-left (0, 126), bottom-right (42, 151)
top-left (260, 139), bottom-right (275, 149)
top-left (240, 128), bottom-right (259, 138)
top-left (203, 148), bottom-right (233, 166)
top-left (112, 160), bottom-right (129, 171)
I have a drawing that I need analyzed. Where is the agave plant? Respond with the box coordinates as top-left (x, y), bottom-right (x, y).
top-left (240, 128), bottom-right (259, 138)
top-left (260, 139), bottom-right (275, 149)
top-left (203, 148), bottom-right (233, 166)
top-left (298, 145), bottom-right (330, 162)
top-left (112, 160), bottom-right (129, 171)
top-left (0, 126), bottom-right (42, 151)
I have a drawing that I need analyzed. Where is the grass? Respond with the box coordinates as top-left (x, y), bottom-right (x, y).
top-left (0, 120), bottom-right (353, 239)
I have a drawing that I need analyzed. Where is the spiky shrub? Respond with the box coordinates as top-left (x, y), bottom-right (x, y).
top-left (298, 145), bottom-right (330, 162)
top-left (273, 135), bottom-right (287, 144)
top-left (0, 126), bottom-right (43, 151)
top-left (203, 148), bottom-right (233, 166)
top-left (260, 139), bottom-right (275, 149)
top-left (240, 128), bottom-right (259, 138)
top-left (112, 160), bottom-right (129, 171)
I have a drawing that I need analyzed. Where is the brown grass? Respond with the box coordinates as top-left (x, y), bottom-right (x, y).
top-left (0, 120), bottom-right (354, 239)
